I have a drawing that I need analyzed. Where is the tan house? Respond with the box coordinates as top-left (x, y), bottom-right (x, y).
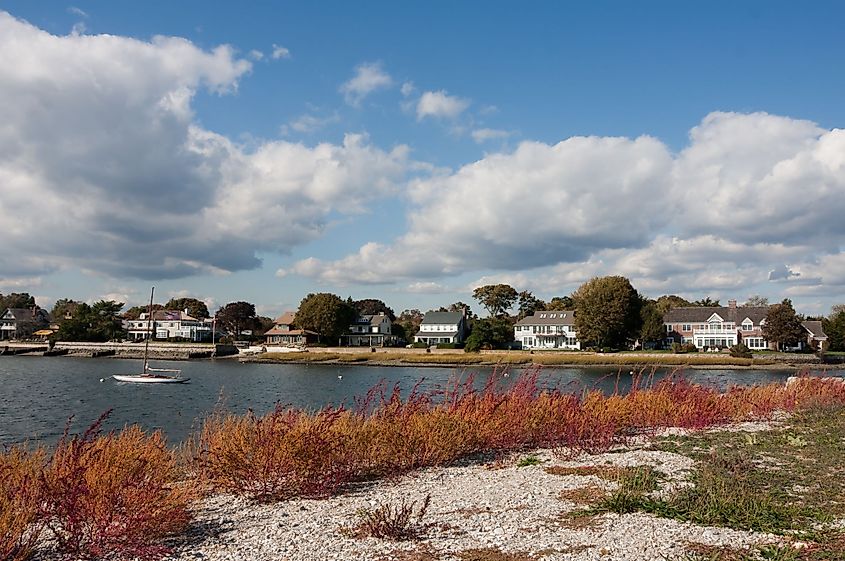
top-left (264, 311), bottom-right (319, 346)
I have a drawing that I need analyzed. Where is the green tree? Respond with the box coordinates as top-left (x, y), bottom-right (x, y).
top-left (655, 295), bottom-right (692, 315)
top-left (437, 302), bottom-right (475, 320)
top-left (639, 299), bottom-right (666, 347)
top-left (164, 297), bottom-right (210, 319)
top-left (472, 284), bottom-right (518, 317)
top-left (294, 293), bottom-right (356, 343)
top-left (692, 297), bottom-right (720, 307)
top-left (464, 317), bottom-right (513, 352)
top-left (573, 276), bottom-right (642, 349)
top-left (215, 301), bottom-right (257, 338)
top-left (0, 292), bottom-right (36, 311)
top-left (517, 291), bottom-right (546, 319)
top-left (50, 299), bottom-right (81, 323)
top-left (762, 299), bottom-right (806, 351)
top-left (352, 298), bottom-right (395, 321)
top-left (57, 300), bottom-right (125, 342)
top-left (547, 296), bottom-right (575, 311)
top-left (396, 309), bottom-right (424, 340)
top-left (743, 295), bottom-right (769, 307)
top-left (823, 308), bottom-right (845, 352)
top-left (124, 303), bottom-right (164, 320)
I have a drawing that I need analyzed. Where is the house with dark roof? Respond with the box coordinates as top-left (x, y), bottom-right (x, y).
top-left (341, 313), bottom-right (394, 346)
top-left (264, 311), bottom-right (319, 346)
top-left (514, 310), bottom-right (580, 350)
top-left (0, 308), bottom-right (49, 340)
top-left (664, 300), bottom-right (827, 351)
top-left (414, 311), bottom-right (469, 345)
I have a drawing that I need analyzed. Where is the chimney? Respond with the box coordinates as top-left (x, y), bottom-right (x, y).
top-left (728, 299), bottom-right (737, 309)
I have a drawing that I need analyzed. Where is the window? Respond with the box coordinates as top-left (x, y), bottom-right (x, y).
top-left (742, 322), bottom-right (753, 332)
top-left (682, 324), bottom-right (691, 332)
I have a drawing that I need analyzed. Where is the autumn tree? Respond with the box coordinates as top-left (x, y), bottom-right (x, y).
top-left (472, 284), bottom-right (518, 317)
top-left (215, 301), bottom-right (257, 338)
top-left (352, 298), bottom-right (395, 321)
top-left (573, 276), bottom-right (642, 349)
top-left (517, 291), bottom-right (546, 319)
top-left (294, 293), bottom-right (356, 343)
top-left (547, 296), bottom-right (575, 311)
top-left (396, 309), bottom-right (424, 340)
top-left (164, 297), bottom-right (210, 319)
top-left (762, 299), bottom-right (806, 351)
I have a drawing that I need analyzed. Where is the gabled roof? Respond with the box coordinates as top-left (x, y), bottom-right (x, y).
top-left (273, 311), bottom-right (297, 326)
top-left (515, 310), bottom-right (576, 326)
top-left (420, 311), bottom-right (464, 325)
top-left (802, 320), bottom-right (827, 340)
top-left (664, 306), bottom-right (769, 324)
top-left (3, 308), bottom-right (36, 320)
top-left (149, 310), bottom-right (197, 322)
top-left (365, 314), bottom-right (391, 325)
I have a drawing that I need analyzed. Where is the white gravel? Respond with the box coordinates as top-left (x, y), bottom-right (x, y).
top-left (164, 446), bottom-right (779, 561)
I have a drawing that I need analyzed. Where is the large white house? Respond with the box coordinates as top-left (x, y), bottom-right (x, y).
top-left (514, 310), bottom-right (580, 350)
top-left (414, 311), bottom-right (469, 345)
top-left (126, 310), bottom-right (212, 342)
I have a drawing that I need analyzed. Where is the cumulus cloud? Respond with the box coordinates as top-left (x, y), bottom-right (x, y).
top-left (416, 90), bottom-right (470, 121)
top-left (471, 128), bottom-right (512, 143)
top-left (339, 62), bottom-right (392, 106)
top-left (0, 12), bottom-right (409, 281)
top-left (271, 44), bottom-right (290, 59)
top-left (292, 111), bottom-right (845, 307)
top-left (248, 49), bottom-right (264, 60)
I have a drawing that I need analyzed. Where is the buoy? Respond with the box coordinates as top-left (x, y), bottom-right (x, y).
top-left (99, 378), bottom-right (105, 382)
top-left (337, 375), bottom-right (343, 380)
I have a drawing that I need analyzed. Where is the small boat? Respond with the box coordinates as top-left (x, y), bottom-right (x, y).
top-left (113, 287), bottom-right (189, 384)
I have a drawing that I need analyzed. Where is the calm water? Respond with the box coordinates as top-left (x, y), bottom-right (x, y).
top-left (1, 356), bottom-right (841, 446)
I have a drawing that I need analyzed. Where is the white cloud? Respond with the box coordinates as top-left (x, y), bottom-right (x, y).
top-left (339, 62), bottom-right (392, 106)
top-left (282, 111), bottom-right (340, 134)
top-left (248, 49), bottom-right (264, 61)
top-left (400, 81), bottom-right (415, 97)
top-left (0, 13), bottom-right (409, 281)
top-left (68, 6), bottom-right (88, 18)
top-left (406, 281), bottom-right (447, 294)
top-left (271, 44), bottom-right (290, 59)
top-left (416, 90), bottom-right (470, 121)
top-left (471, 128), bottom-right (512, 143)
top-left (292, 111), bottom-right (845, 310)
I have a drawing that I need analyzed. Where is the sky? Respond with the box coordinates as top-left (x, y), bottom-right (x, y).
top-left (1, 1), bottom-right (845, 319)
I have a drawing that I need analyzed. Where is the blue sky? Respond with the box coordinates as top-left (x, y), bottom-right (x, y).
top-left (1, 1), bottom-right (844, 318)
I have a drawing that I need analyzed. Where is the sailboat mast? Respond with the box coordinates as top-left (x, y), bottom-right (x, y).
top-left (143, 286), bottom-right (154, 372)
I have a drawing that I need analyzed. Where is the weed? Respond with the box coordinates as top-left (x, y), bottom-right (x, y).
top-left (41, 412), bottom-right (192, 560)
top-left (591, 466), bottom-right (660, 514)
top-left (516, 454), bottom-right (541, 467)
top-left (0, 446), bottom-right (45, 561)
top-left (351, 494), bottom-right (431, 541)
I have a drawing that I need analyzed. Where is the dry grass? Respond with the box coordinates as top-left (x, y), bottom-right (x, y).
top-left (557, 483), bottom-right (606, 505)
top-left (456, 547), bottom-right (535, 561)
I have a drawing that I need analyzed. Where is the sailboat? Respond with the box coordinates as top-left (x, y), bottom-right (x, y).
top-left (112, 287), bottom-right (190, 384)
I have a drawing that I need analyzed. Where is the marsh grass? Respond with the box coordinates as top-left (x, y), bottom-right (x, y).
top-left (0, 445), bottom-right (45, 561)
top-left (349, 494), bottom-right (431, 541)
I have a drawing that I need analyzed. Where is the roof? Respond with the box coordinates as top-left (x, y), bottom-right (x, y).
top-left (3, 308), bottom-right (36, 320)
top-left (802, 320), bottom-right (827, 339)
top-left (420, 311), bottom-right (464, 325)
top-left (273, 311), bottom-right (297, 326)
top-left (265, 328), bottom-right (317, 336)
top-left (33, 329), bottom-right (55, 336)
top-left (417, 331), bottom-right (458, 338)
top-left (364, 314), bottom-right (390, 325)
top-left (142, 310), bottom-right (198, 322)
top-left (515, 310), bottom-right (575, 326)
top-left (663, 306), bottom-right (769, 324)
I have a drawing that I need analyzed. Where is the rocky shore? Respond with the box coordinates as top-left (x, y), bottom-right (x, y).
top-left (165, 427), bottom-right (787, 561)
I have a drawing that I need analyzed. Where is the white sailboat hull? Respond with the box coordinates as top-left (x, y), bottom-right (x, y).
top-left (112, 374), bottom-right (189, 383)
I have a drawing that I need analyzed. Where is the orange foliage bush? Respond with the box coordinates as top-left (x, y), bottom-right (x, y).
top-left (41, 413), bottom-right (192, 560)
top-left (197, 368), bottom-right (845, 504)
top-left (0, 446), bottom-right (45, 561)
